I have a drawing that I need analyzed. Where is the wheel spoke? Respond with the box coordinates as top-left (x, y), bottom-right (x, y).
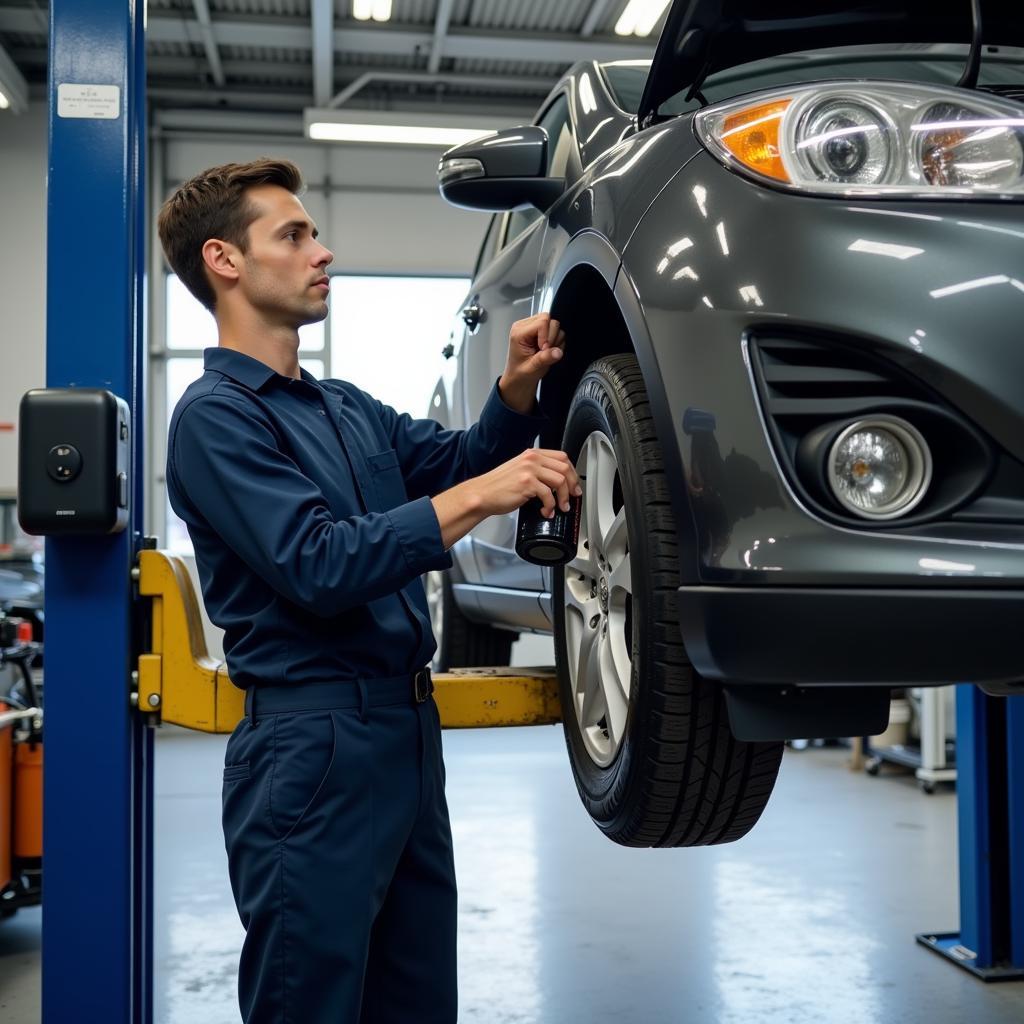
top-left (567, 547), bottom-right (598, 579)
top-left (576, 618), bottom-right (603, 725)
top-left (599, 631), bottom-right (629, 748)
top-left (603, 507), bottom-right (629, 586)
top-left (608, 554), bottom-right (631, 598)
top-left (564, 587), bottom-right (598, 628)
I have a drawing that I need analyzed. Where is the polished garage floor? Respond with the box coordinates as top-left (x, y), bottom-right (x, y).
top-left (3, 711), bottom-right (1024, 1022)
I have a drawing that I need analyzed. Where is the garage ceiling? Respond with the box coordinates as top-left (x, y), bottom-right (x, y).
top-left (0, 0), bottom-right (662, 130)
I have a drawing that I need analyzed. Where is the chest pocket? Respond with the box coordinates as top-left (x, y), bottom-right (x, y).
top-left (366, 448), bottom-right (407, 511)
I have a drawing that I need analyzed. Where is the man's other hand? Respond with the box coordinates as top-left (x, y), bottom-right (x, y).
top-left (497, 313), bottom-right (566, 414)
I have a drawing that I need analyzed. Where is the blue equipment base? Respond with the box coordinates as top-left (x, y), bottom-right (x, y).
top-left (916, 932), bottom-right (1024, 982)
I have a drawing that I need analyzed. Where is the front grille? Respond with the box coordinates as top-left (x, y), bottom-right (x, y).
top-left (754, 337), bottom-right (921, 422)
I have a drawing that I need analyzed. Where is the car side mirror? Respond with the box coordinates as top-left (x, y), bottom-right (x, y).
top-left (437, 125), bottom-right (564, 213)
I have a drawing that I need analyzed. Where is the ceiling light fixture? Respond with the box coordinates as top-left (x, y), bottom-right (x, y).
top-left (0, 92), bottom-right (9, 110)
top-left (353, 0), bottom-right (391, 21)
top-left (304, 108), bottom-right (501, 147)
top-left (614, 0), bottom-right (671, 37)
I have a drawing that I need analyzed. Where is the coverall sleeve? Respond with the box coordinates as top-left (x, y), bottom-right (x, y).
top-left (371, 379), bottom-right (548, 501)
top-left (169, 393), bottom-right (452, 618)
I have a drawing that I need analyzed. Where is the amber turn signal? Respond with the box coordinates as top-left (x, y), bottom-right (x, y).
top-left (720, 98), bottom-right (792, 182)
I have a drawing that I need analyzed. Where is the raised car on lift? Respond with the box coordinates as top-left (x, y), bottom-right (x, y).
top-left (428, 0), bottom-right (1024, 848)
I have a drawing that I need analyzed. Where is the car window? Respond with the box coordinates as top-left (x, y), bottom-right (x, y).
top-left (503, 93), bottom-right (572, 247)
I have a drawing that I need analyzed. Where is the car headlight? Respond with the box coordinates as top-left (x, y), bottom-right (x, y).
top-left (694, 82), bottom-right (1024, 197)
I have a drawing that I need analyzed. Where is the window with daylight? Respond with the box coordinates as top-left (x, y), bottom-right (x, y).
top-left (328, 275), bottom-right (470, 417)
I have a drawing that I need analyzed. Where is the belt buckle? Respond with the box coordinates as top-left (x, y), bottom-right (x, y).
top-left (414, 667), bottom-right (433, 703)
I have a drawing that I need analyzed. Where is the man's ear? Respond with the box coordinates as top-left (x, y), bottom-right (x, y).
top-left (201, 238), bottom-right (241, 287)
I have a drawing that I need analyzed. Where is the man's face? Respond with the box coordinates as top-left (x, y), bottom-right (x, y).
top-left (234, 184), bottom-right (334, 329)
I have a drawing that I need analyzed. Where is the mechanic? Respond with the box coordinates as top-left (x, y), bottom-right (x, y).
top-left (158, 158), bottom-right (580, 1023)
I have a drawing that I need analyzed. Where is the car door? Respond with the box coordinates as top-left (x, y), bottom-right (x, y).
top-left (461, 92), bottom-right (575, 591)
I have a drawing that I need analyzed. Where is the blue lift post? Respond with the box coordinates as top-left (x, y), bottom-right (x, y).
top-left (44, 2), bottom-right (151, 1022)
top-left (917, 687), bottom-right (1024, 980)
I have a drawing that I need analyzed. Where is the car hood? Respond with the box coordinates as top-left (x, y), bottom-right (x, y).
top-left (638, 0), bottom-right (1024, 125)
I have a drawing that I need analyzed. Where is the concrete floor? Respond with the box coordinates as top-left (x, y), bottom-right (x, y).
top-left (4, 721), bottom-right (1024, 1022)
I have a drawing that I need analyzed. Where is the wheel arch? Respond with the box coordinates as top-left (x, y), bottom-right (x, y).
top-left (539, 233), bottom-right (700, 582)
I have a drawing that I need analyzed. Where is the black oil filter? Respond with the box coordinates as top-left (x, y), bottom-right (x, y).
top-left (515, 493), bottom-right (582, 565)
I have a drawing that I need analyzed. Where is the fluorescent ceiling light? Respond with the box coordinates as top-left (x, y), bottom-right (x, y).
top-left (304, 108), bottom-right (504, 147)
top-left (615, 0), bottom-right (671, 37)
top-left (0, 92), bottom-right (8, 110)
top-left (353, 0), bottom-right (391, 21)
top-left (308, 122), bottom-right (494, 146)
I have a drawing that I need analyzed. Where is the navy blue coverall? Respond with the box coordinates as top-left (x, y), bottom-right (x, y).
top-left (166, 347), bottom-right (545, 1023)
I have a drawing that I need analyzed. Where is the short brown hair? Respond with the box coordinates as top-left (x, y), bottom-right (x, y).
top-left (157, 158), bottom-right (304, 311)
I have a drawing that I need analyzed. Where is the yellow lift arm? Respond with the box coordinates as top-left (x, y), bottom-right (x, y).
top-left (134, 549), bottom-right (562, 734)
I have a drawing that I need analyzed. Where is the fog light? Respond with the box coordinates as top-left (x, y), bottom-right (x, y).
top-left (827, 417), bottom-right (931, 519)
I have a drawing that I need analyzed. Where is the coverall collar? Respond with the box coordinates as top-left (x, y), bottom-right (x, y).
top-left (204, 346), bottom-right (320, 392)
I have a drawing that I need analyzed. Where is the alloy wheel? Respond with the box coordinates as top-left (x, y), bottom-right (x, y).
top-left (563, 430), bottom-right (633, 767)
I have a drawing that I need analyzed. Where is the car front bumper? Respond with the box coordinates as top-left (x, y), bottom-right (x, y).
top-left (677, 584), bottom-right (1024, 692)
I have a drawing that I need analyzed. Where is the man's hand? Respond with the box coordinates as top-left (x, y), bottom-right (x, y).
top-left (497, 313), bottom-right (566, 414)
top-left (431, 447), bottom-right (582, 550)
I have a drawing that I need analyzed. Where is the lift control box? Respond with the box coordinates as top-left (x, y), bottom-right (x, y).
top-left (17, 388), bottom-right (130, 535)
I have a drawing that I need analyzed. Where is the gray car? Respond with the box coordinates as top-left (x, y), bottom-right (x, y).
top-left (427, 0), bottom-right (1024, 848)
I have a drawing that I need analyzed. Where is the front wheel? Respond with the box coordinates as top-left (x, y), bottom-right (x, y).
top-left (553, 355), bottom-right (783, 847)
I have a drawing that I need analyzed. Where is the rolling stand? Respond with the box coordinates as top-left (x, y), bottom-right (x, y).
top-left (865, 686), bottom-right (957, 793)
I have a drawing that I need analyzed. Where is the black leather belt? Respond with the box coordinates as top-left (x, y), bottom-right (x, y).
top-left (244, 668), bottom-right (433, 721)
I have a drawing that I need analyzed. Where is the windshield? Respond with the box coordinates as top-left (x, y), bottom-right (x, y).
top-left (602, 44), bottom-right (1024, 117)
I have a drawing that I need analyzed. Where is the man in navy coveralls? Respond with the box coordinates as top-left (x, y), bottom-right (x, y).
top-left (159, 158), bottom-right (579, 1023)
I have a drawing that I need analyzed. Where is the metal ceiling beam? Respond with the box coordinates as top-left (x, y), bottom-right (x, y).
top-left (581, 0), bottom-right (618, 37)
top-left (190, 0), bottom-right (226, 86)
top-left (427, 0), bottom-right (455, 74)
top-left (327, 69), bottom-right (550, 108)
top-left (0, 8), bottom-right (655, 63)
top-left (147, 85), bottom-right (310, 110)
top-left (0, 38), bottom-right (29, 113)
top-left (311, 0), bottom-right (333, 106)
top-left (153, 108), bottom-right (303, 136)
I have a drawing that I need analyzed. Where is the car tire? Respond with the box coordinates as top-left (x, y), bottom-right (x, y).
top-left (425, 570), bottom-right (516, 671)
top-left (554, 354), bottom-right (783, 847)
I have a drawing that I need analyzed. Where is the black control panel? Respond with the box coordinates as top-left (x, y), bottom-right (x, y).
top-left (18, 388), bottom-right (130, 535)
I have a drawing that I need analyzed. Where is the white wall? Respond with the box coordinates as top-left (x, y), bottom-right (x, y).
top-left (0, 102), bottom-right (48, 497)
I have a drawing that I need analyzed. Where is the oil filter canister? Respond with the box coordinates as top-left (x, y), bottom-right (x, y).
top-left (515, 493), bottom-right (582, 566)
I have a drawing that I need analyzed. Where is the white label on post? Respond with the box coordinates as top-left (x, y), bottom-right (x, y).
top-left (57, 84), bottom-right (121, 120)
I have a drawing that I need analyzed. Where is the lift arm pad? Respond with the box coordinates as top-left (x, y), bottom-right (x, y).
top-left (136, 549), bottom-right (561, 733)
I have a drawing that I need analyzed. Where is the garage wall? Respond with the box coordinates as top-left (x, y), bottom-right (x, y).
top-left (0, 103), bottom-right (48, 498)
